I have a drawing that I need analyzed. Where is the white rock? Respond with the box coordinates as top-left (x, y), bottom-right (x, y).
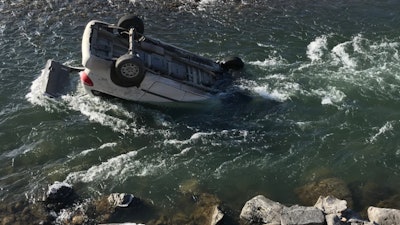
top-left (368, 206), bottom-right (400, 225)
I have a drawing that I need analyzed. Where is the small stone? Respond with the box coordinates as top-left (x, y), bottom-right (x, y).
top-left (71, 215), bottom-right (85, 225)
top-left (107, 193), bottom-right (139, 208)
top-left (281, 205), bottom-right (325, 225)
top-left (314, 196), bottom-right (347, 214)
top-left (368, 206), bottom-right (400, 225)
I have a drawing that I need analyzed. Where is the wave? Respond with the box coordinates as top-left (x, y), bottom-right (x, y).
top-left (241, 32), bottom-right (400, 114)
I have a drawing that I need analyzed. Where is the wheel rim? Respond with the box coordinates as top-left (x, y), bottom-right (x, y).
top-left (120, 63), bottom-right (139, 78)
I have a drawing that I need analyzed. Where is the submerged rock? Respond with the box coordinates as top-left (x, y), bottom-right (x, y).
top-left (359, 182), bottom-right (395, 209)
top-left (148, 192), bottom-right (225, 225)
top-left (295, 178), bottom-right (353, 208)
top-left (368, 206), bottom-right (400, 225)
top-left (0, 200), bottom-right (51, 225)
top-left (376, 194), bottom-right (400, 209)
top-left (179, 178), bottom-right (201, 195)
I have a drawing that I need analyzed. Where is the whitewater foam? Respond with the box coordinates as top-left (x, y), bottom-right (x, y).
top-left (26, 69), bottom-right (58, 112)
top-left (311, 86), bottom-right (346, 106)
top-left (26, 70), bottom-right (145, 134)
top-left (65, 150), bottom-right (139, 184)
top-left (307, 35), bottom-right (328, 62)
top-left (71, 142), bottom-right (118, 158)
top-left (248, 56), bottom-right (287, 68)
top-left (368, 121), bottom-right (395, 143)
top-left (331, 41), bottom-right (357, 69)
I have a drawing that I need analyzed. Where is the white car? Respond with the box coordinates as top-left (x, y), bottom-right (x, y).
top-left (43, 15), bottom-right (244, 103)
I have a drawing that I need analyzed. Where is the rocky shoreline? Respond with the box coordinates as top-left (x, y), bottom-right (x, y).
top-left (1, 177), bottom-right (399, 225)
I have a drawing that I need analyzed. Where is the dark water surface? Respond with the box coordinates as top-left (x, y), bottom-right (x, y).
top-left (1, 0), bottom-right (400, 220)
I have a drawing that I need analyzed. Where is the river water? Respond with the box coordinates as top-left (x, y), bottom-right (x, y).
top-left (1, 0), bottom-right (400, 221)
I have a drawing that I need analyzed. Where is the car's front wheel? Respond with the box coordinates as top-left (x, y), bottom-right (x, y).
top-left (113, 54), bottom-right (145, 87)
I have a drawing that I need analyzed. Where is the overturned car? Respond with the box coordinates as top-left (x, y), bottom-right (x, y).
top-left (43, 15), bottom-right (244, 103)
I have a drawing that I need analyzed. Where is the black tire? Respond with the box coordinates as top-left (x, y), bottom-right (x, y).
top-left (117, 14), bottom-right (144, 39)
top-left (113, 54), bottom-right (145, 87)
top-left (221, 57), bottom-right (244, 71)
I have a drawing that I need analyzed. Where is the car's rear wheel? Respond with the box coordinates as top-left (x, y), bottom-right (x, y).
top-left (113, 54), bottom-right (145, 87)
top-left (117, 14), bottom-right (144, 39)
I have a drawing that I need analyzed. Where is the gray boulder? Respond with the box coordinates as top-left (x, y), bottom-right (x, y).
top-left (240, 195), bottom-right (285, 224)
top-left (281, 205), bottom-right (325, 225)
top-left (107, 193), bottom-right (140, 208)
top-left (368, 206), bottom-right (400, 225)
top-left (314, 196), bottom-right (347, 215)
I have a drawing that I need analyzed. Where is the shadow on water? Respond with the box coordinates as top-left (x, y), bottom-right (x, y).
top-left (125, 89), bottom-right (283, 128)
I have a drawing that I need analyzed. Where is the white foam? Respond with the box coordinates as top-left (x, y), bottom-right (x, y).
top-left (26, 69), bottom-right (146, 134)
top-left (197, 0), bottom-right (218, 11)
top-left (248, 56), bottom-right (286, 67)
top-left (26, 69), bottom-right (58, 112)
top-left (190, 132), bottom-right (212, 141)
top-left (65, 149), bottom-right (168, 185)
top-left (78, 148), bottom-right (96, 157)
top-left (173, 147), bottom-right (192, 157)
top-left (62, 93), bottom-right (134, 134)
top-left (307, 35), bottom-right (328, 62)
top-left (164, 131), bottom-right (216, 147)
top-left (4, 143), bottom-right (36, 158)
top-left (331, 41), bottom-right (357, 68)
top-left (239, 79), bottom-right (299, 102)
top-left (65, 150), bottom-right (139, 183)
top-left (295, 121), bottom-right (313, 131)
top-left (99, 142), bottom-right (117, 149)
top-left (73, 142), bottom-right (117, 158)
top-left (311, 86), bottom-right (346, 106)
top-left (253, 86), bottom-right (290, 102)
top-left (47, 181), bottom-right (72, 195)
top-left (368, 121), bottom-right (395, 143)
